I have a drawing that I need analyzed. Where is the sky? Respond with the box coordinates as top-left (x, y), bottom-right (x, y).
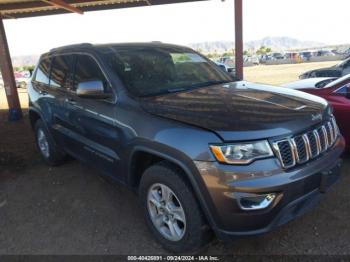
top-left (3, 0), bottom-right (350, 56)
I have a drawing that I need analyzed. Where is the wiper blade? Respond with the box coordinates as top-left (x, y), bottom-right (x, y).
top-left (166, 88), bottom-right (187, 93)
top-left (189, 80), bottom-right (231, 88)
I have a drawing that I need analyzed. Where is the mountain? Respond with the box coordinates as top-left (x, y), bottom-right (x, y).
top-left (9, 37), bottom-right (327, 66)
top-left (245, 37), bottom-right (325, 51)
top-left (11, 55), bottom-right (39, 67)
top-left (188, 36), bottom-right (326, 53)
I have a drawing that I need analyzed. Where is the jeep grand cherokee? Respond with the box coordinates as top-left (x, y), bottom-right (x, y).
top-left (28, 43), bottom-right (345, 252)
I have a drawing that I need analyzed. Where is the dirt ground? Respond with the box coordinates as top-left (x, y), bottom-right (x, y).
top-left (244, 60), bottom-right (340, 86)
top-left (0, 110), bottom-right (349, 255)
top-left (0, 61), bottom-right (349, 255)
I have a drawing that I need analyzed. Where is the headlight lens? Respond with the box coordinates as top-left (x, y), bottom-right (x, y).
top-left (210, 140), bottom-right (273, 164)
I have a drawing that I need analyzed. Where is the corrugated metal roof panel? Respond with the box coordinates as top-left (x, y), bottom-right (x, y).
top-left (0, 0), bottom-right (207, 19)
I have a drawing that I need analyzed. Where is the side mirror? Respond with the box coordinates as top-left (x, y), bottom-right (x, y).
top-left (76, 80), bottom-right (111, 99)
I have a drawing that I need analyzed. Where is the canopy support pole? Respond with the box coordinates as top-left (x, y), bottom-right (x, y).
top-left (0, 15), bottom-right (22, 121)
top-left (234, 0), bottom-right (243, 80)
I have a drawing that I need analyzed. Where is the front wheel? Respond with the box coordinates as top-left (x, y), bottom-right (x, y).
top-left (34, 119), bottom-right (66, 166)
top-left (139, 162), bottom-right (212, 253)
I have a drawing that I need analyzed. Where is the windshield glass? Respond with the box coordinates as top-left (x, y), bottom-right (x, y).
top-left (102, 46), bottom-right (234, 97)
top-left (325, 74), bottom-right (350, 88)
top-left (336, 58), bottom-right (350, 67)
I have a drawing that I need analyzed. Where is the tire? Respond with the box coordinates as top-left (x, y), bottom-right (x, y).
top-left (19, 81), bottom-right (27, 89)
top-left (34, 119), bottom-right (66, 166)
top-left (139, 162), bottom-right (212, 253)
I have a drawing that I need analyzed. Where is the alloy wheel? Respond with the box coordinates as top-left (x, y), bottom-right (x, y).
top-left (147, 183), bottom-right (186, 241)
top-left (37, 128), bottom-right (50, 159)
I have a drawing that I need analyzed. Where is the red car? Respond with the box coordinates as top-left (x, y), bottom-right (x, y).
top-left (283, 75), bottom-right (350, 150)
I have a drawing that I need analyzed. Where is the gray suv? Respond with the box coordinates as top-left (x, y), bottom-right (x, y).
top-left (28, 43), bottom-right (345, 253)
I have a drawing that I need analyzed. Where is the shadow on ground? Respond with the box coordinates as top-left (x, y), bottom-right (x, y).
top-left (0, 109), bottom-right (349, 255)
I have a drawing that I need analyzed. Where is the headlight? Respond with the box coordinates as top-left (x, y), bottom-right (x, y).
top-left (210, 140), bottom-right (274, 164)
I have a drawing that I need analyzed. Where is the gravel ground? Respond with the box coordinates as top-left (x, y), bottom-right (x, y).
top-left (0, 110), bottom-right (349, 255)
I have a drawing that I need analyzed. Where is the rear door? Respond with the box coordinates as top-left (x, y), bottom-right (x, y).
top-left (31, 56), bottom-right (51, 107)
top-left (48, 54), bottom-right (76, 146)
top-left (63, 54), bottom-right (122, 179)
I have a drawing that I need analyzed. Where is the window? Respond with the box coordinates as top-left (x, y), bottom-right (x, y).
top-left (334, 84), bottom-right (350, 95)
top-left (35, 58), bottom-right (51, 85)
top-left (102, 46), bottom-right (233, 97)
top-left (74, 55), bottom-right (109, 92)
top-left (50, 55), bottom-right (75, 89)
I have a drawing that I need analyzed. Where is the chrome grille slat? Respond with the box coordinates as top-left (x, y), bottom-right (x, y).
top-left (321, 126), bottom-right (328, 151)
top-left (274, 117), bottom-right (339, 169)
top-left (331, 118), bottom-right (339, 137)
top-left (327, 122), bottom-right (334, 145)
top-left (307, 131), bottom-right (319, 158)
top-left (302, 134), bottom-right (311, 162)
top-left (292, 136), bottom-right (308, 163)
top-left (313, 130), bottom-right (321, 156)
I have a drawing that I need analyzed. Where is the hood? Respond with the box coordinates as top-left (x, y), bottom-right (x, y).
top-left (303, 68), bottom-right (342, 78)
top-left (281, 77), bottom-right (336, 89)
top-left (140, 81), bottom-right (330, 141)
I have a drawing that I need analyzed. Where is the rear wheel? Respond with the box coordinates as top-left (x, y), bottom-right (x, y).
top-left (18, 81), bottom-right (27, 89)
top-left (139, 162), bottom-right (212, 253)
top-left (34, 119), bottom-right (66, 166)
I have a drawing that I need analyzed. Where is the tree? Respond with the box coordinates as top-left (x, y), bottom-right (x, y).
top-left (222, 51), bottom-right (233, 57)
top-left (22, 65), bottom-right (35, 71)
top-left (256, 46), bottom-right (272, 55)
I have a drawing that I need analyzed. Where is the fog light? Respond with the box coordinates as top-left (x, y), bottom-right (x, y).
top-left (238, 193), bottom-right (276, 211)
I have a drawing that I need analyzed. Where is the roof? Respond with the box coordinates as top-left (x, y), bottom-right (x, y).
top-left (43, 42), bottom-right (193, 56)
top-left (0, 0), bottom-right (207, 19)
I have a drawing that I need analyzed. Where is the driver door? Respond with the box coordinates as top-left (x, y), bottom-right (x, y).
top-left (63, 54), bottom-right (123, 179)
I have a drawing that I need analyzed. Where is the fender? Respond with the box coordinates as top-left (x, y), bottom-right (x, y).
top-left (28, 107), bottom-right (45, 129)
top-left (128, 144), bottom-right (221, 234)
top-left (28, 107), bottom-right (61, 148)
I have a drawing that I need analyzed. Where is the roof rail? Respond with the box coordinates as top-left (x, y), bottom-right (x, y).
top-left (50, 43), bottom-right (93, 52)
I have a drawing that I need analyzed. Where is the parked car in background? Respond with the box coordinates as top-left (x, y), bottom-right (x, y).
top-left (300, 57), bottom-right (350, 79)
top-left (283, 74), bottom-right (350, 150)
top-left (316, 50), bottom-right (335, 57)
top-left (259, 53), bottom-right (285, 63)
top-left (215, 62), bottom-right (235, 76)
top-left (15, 72), bottom-right (29, 88)
top-left (28, 42), bottom-right (344, 252)
top-left (217, 56), bottom-right (232, 64)
top-left (245, 55), bottom-right (259, 65)
top-left (299, 51), bottom-right (313, 61)
top-left (271, 52), bottom-right (285, 60)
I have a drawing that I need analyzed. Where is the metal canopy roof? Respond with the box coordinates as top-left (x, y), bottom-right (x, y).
top-left (0, 0), bottom-right (207, 19)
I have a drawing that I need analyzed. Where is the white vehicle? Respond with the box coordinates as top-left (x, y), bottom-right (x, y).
top-left (248, 55), bottom-right (260, 65)
top-left (15, 72), bottom-right (30, 88)
top-left (215, 62), bottom-right (235, 77)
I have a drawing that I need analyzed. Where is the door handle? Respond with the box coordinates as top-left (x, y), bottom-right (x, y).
top-left (65, 98), bottom-right (77, 105)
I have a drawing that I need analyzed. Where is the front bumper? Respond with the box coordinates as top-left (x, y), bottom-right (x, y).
top-left (194, 136), bottom-right (345, 240)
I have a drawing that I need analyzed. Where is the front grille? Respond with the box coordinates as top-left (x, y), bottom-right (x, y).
top-left (273, 117), bottom-right (339, 169)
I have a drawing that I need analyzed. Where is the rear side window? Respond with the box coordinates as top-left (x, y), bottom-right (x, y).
top-left (335, 84), bottom-right (350, 95)
top-left (74, 55), bottom-right (109, 92)
top-left (50, 55), bottom-right (75, 89)
top-left (34, 58), bottom-right (51, 85)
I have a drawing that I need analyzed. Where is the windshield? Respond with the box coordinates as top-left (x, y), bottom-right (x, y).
top-left (325, 74), bottom-right (350, 88)
top-left (102, 46), bottom-right (234, 97)
top-left (336, 58), bottom-right (350, 67)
